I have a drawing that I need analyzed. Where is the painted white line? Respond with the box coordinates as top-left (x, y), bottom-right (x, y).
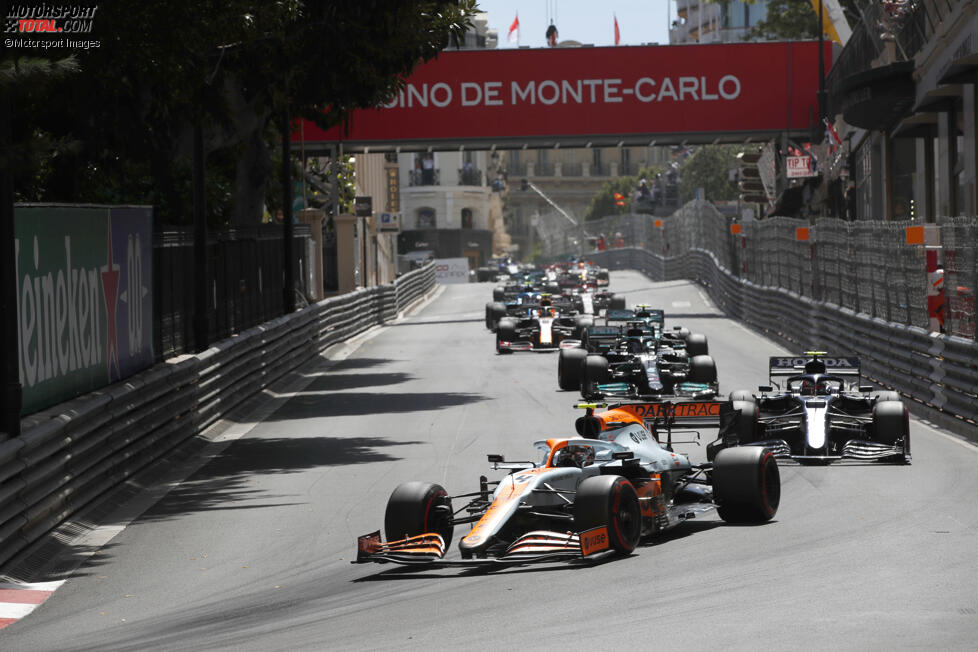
top-left (0, 580), bottom-right (64, 592)
top-left (0, 602), bottom-right (38, 619)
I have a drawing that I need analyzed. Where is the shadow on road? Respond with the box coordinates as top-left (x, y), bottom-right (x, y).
top-left (313, 357), bottom-right (393, 372)
top-left (301, 372), bottom-right (414, 392)
top-left (131, 435), bottom-right (425, 524)
top-left (351, 552), bottom-right (623, 581)
top-left (265, 391), bottom-right (486, 420)
top-left (390, 317), bottom-right (485, 328)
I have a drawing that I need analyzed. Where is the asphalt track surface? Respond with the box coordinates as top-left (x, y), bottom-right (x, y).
top-left (2, 271), bottom-right (978, 651)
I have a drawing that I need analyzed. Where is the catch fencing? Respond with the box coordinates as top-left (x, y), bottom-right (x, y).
top-left (0, 263), bottom-right (436, 571)
top-left (546, 201), bottom-right (978, 434)
top-left (155, 224), bottom-right (313, 360)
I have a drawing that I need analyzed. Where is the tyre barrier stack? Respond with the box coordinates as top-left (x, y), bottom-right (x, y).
top-left (588, 246), bottom-right (978, 438)
top-left (0, 262), bottom-right (437, 570)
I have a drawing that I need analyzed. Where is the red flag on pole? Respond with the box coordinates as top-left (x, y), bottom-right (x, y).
top-left (823, 118), bottom-right (842, 146)
top-left (507, 13), bottom-right (520, 43)
top-left (614, 14), bottom-right (620, 45)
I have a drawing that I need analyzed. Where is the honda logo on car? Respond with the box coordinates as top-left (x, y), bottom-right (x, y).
top-left (580, 527), bottom-right (610, 556)
top-left (770, 357), bottom-right (858, 368)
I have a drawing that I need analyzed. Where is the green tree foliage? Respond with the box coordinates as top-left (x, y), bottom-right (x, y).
top-left (740, 0), bottom-right (863, 42)
top-left (678, 145), bottom-right (739, 202)
top-left (583, 165), bottom-right (661, 221)
top-left (6, 1), bottom-right (477, 225)
top-left (1, 56), bottom-right (81, 200)
top-left (745, 0), bottom-right (818, 40)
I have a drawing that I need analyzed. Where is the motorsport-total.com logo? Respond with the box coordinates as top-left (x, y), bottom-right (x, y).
top-left (4, 3), bottom-right (100, 49)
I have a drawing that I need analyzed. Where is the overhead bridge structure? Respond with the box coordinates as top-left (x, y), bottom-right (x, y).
top-left (297, 41), bottom-right (833, 153)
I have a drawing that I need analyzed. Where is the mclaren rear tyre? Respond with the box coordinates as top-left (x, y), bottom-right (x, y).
top-left (729, 400), bottom-right (759, 444)
top-left (558, 348), bottom-right (587, 391)
top-left (706, 399), bottom-right (758, 462)
top-left (496, 319), bottom-right (517, 354)
top-left (685, 333), bottom-right (709, 357)
top-left (688, 355), bottom-right (718, 385)
top-left (712, 447), bottom-right (780, 524)
top-left (728, 389), bottom-right (754, 403)
top-left (872, 400), bottom-right (910, 450)
top-left (384, 481), bottom-right (454, 548)
top-left (875, 391), bottom-right (902, 403)
top-left (492, 287), bottom-right (505, 302)
top-left (575, 475), bottom-right (641, 555)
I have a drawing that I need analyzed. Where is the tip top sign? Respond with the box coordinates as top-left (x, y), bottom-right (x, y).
top-left (787, 156), bottom-right (816, 178)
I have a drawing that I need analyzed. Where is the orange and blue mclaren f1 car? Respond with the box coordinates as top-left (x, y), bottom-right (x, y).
top-left (355, 400), bottom-right (780, 567)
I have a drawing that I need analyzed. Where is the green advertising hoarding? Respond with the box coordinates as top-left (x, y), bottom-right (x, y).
top-left (14, 205), bottom-right (154, 414)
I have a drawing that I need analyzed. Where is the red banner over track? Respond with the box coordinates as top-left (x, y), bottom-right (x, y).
top-left (298, 41), bottom-right (832, 150)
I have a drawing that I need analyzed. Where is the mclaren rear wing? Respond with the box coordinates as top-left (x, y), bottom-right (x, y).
top-left (580, 400), bottom-right (732, 450)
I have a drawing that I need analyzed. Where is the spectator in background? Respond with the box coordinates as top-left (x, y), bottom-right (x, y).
top-left (638, 178), bottom-right (651, 199)
top-left (422, 154), bottom-right (435, 185)
top-left (844, 183), bottom-right (856, 220)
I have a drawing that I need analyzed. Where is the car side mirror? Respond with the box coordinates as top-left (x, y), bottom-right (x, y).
top-left (859, 385), bottom-right (874, 393)
top-left (758, 385), bottom-right (772, 392)
top-left (487, 454), bottom-right (504, 463)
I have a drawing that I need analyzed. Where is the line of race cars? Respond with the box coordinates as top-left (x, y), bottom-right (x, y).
top-left (355, 266), bottom-right (911, 570)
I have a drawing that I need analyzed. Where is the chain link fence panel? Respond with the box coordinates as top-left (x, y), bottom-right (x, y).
top-left (543, 201), bottom-right (967, 336)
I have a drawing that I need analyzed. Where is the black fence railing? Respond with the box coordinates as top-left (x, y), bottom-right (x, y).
top-left (154, 224), bottom-right (311, 360)
top-left (562, 162), bottom-right (583, 177)
top-left (457, 167), bottom-right (483, 186)
top-left (409, 169), bottom-right (441, 186)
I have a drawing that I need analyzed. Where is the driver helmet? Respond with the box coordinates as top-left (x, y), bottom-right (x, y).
top-left (804, 358), bottom-right (827, 374)
top-left (800, 379), bottom-right (816, 395)
top-left (816, 379), bottom-right (833, 395)
top-left (556, 444), bottom-right (594, 468)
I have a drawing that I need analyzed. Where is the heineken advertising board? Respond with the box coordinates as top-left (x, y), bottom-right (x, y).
top-left (14, 205), bottom-right (154, 414)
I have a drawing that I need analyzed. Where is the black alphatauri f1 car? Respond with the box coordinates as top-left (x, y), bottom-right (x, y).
top-left (706, 352), bottom-right (911, 464)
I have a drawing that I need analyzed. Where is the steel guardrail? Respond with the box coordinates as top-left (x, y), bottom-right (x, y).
top-left (0, 262), bottom-right (437, 570)
top-left (586, 244), bottom-right (978, 436)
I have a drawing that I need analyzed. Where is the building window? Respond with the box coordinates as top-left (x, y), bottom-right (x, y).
top-left (461, 208), bottom-right (474, 229)
top-left (508, 150), bottom-right (521, 176)
top-left (537, 149), bottom-right (550, 175)
top-left (593, 148), bottom-right (603, 175)
top-left (417, 208), bottom-right (436, 229)
top-left (414, 154), bottom-right (436, 186)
